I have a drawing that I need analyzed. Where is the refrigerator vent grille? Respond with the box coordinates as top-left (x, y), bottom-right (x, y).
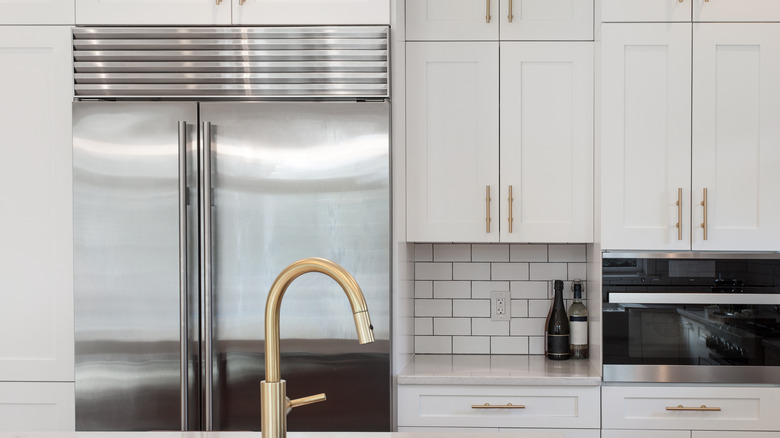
top-left (73, 26), bottom-right (389, 99)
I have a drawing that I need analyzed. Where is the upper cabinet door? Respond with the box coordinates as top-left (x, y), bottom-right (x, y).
top-left (500, 42), bottom-right (593, 243)
top-left (601, 24), bottom-right (692, 251)
top-left (0, 27), bottom-right (74, 381)
top-left (406, 42), bottom-right (500, 242)
top-left (406, 0), bottom-right (499, 41)
top-left (692, 23), bottom-right (780, 251)
top-left (235, 0), bottom-right (389, 25)
top-left (75, 0), bottom-right (230, 25)
top-left (694, 0), bottom-right (780, 22)
top-left (499, 0), bottom-right (593, 40)
top-left (601, 0), bottom-right (692, 23)
top-left (0, 0), bottom-right (74, 24)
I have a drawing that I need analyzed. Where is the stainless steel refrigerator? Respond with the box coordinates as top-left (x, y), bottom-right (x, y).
top-left (72, 27), bottom-right (390, 432)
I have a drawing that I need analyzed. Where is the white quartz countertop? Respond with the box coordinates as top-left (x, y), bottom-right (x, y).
top-left (397, 355), bottom-right (601, 386)
top-left (0, 433), bottom-right (569, 438)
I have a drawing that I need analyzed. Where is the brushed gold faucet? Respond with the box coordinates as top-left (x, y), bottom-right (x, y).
top-left (260, 257), bottom-right (375, 438)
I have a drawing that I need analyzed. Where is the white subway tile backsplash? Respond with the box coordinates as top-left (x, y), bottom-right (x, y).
top-left (453, 336), bottom-right (490, 354)
top-left (491, 263), bottom-right (530, 281)
top-left (415, 262), bottom-right (452, 280)
top-left (414, 280), bottom-right (433, 299)
top-left (472, 244), bottom-right (509, 262)
top-left (568, 263), bottom-right (587, 281)
top-left (510, 244), bottom-right (548, 262)
top-left (491, 336), bottom-right (529, 355)
top-left (510, 281), bottom-right (549, 299)
top-left (453, 299), bottom-right (490, 317)
top-left (548, 244), bottom-right (587, 262)
top-left (413, 243), bottom-right (590, 355)
top-left (511, 299), bottom-right (529, 318)
top-left (529, 336), bottom-right (545, 355)
top-left (529, 262), bottom-right (568, 281)
top-left (433, 243), bottom-right (471, 262)
top-left (414, 244), bottom-right (433, 262)
top-left (433, 281), bottom-right (471, 299)
top-left (416, 336), bottom-right (452, 354)
top-left (528, 299), bottom-right (552, 318)
top-left (415, 299), bottom-right (452, 317)
top-left (472, 318), bottom-right (510, 336)
top-left (415, 318), bottom-right (433, 335)
top-left (453, 262), bottom-right (490, 280)
top-left (471, 281), bottom-right (509, 299)
top-left (434, 318), bottom-right (471, 336)
top-left (510, 318), bottom-right (546, 336)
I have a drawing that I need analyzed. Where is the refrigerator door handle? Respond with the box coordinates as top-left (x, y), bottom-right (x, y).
top-left (200, 121), bottom-right (214, 431)
top-left (178, 121), bottom-right (189, 430)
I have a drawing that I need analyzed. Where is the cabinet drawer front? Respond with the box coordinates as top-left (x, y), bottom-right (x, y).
top-left (398, 385), bottom-right (600, 429)
top-left (602, 386), bottom-right (780, 431)
top-left (603, 431), bottom-right (690, 438)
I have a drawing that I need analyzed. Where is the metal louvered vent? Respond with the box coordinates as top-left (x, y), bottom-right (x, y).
top-left (73, 26), bottom-right (389, 99)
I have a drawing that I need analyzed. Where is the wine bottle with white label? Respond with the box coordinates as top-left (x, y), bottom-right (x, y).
top-left (568, 280), bottom-right (588, 359)
top-left (546, 280), bottom-right (569, 360)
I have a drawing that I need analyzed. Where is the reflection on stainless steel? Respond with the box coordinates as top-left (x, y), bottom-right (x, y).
top-left (603, 364), bottom-right (780, 384)
top-left (74, 99), bottom-right (390, 431)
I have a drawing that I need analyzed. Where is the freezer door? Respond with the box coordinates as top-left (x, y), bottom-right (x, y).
top-left (73, 102), bottom-right (200, 431)
top-left (200, 101), bottom-right (391, 431)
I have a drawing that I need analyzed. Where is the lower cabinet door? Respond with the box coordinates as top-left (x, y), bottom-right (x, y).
top-left (0, 382), bottom-right (74, 431)
top-left (603, 431), bottom-right (690, 438)
top-left (500, 428), bottom-right (601, 438)
top-left (693, 433), bottom-right (780, 438)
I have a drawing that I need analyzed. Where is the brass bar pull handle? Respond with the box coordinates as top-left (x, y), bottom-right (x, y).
top-left (289, 393), bottom-right (327, 410)
top-left (216, 0), bottom-right (221, 4)
top-left (666, 405), bottom-right (721, 411)
top-left (676, 187), bottom-right (683, 240)
top-left (239, 0), bottom-right (245, 4)
top-left (486, 0), bottom-right (491, 23)
top-left (508, 185), bottom-right (514, 233)
top-left (486, 185), bottom-right (492, 233)
top-left (508, 0), bottom-right (513, 22)
top-left (701, 188), bottom-right (708, 240)
top-left (472, 403), bottom-right (526, 409)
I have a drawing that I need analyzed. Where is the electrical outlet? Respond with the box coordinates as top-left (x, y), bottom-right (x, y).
top-left (490, 291), bottom-right (511, 321)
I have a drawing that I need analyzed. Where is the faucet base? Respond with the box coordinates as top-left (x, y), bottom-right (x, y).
top-left (260, 380), bottom-right (287, 438)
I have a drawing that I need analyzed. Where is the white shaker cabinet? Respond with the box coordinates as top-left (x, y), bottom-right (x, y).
top-left (600, 23), bottom-right (692, 251)
top-left (406, 42), bottom-right (593, 243)
top-left (694, 0), bottom-right (780, 22)
top-left (601, 0), bottom-right (780, 23)
top-left (0, 0), bottom-right (74, 24)
top-left (0, 26), bottom-right (74, 383)
top-left (76, 0), bottom-right (388, 25)
top-left (0, 382), bottom-right (74, 431)
top-left (406, 0), bottom-right (592, 41)
top-left (405, 42), bottom-right (500, 242)
top-left (691, 23), bottom-right (780, 251)
top-left (500, 42), bottom-right (593, 243)
top-left (601, 23), bottom-right (780, 251)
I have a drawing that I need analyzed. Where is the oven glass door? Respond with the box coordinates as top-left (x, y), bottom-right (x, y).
top-left (602, 255), bottom-right (780, 382)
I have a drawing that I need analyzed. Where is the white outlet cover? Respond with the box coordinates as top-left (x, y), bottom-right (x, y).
top-left (490, 291), bottom-right (511, 321)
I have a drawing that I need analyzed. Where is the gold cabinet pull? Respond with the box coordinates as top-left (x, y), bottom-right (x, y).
top-left (216, 0), bottom-right (221, 4)
top-left (508, 185), bottom-right (514, 233)
top-left (486, 0), bottom-right (491, 23)
top-left (508, 0), bottom-right (513, 23)
top-left (472, 403), bottom-right (526, 409)
top-left (676, 187), bottom-right (683, 240)
top-left (700, 188), bottom-right (708, 240)
top-left (666, 404), bottom-right (721, 411)
top-left (486, 185), bottom-right (492, 233)
top-left (239, 0), bottom-right (245, 4)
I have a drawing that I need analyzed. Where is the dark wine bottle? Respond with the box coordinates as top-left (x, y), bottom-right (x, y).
top-left (546, 279), bottom-right (570, 360)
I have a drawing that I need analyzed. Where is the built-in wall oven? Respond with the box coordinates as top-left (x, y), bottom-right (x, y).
top-left (602, 253), bottom-right (780, 383)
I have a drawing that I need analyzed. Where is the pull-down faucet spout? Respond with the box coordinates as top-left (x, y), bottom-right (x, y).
top-left (260, 257), bottom-right (375, 438)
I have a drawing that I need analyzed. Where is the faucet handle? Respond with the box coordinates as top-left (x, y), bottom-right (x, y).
top-left (286, 393), bottom-right (327, 414)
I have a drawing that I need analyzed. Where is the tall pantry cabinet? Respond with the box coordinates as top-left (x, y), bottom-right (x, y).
top-left (405, 0), bottom-right (594, 243)
top-left (0, 6), bottom-right (76, 432)
top-left (601, 1), bottom-right (780, 251)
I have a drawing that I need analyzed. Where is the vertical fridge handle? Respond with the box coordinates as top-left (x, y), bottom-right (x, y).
top-left (178, 121), bottom-right (189, 430)
top-left (200, 121), bottom-right (214, 430)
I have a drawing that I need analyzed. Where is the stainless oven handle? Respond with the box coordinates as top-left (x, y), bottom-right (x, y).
top-left (609, 293), bottom-right (780, 305)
